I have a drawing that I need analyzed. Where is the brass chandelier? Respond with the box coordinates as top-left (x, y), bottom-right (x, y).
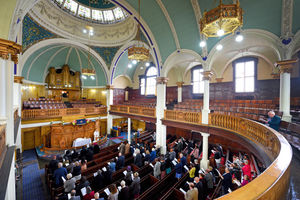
top-left (200, 0), bottom-right (243, 38)
top-left (128, 0), bottom-right (150, 61)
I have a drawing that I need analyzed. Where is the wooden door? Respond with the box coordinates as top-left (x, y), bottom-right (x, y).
top-left (23, 130), bottom-right (35, 150)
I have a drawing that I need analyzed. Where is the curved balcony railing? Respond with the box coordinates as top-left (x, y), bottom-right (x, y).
top-left (110, 105), bottom-right (156, 118)
top-left (164, 110), bottom-right (292, 200)
top-left (21, 107), bottom-right (107, 120)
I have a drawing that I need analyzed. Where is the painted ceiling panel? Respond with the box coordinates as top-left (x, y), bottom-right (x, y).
top-left (293, 0), bottom-right (300, 34)
top-left (126, 0), bottom-right (177, 62)
top-left (163, 0), bottom-right (201, 53)
top-left (113, 51), bottom-right (139, 81)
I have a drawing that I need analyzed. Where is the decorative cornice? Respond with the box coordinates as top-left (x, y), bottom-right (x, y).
top-left (14, 76), bottom-right (24, 84)
top-left (176, 81), bottom-right (184, 87)
top-left (0, 38), bottom-right (22, 64)
top-left (156, 77), bottom-right (169, 84)
top-left (106, 85), bottom-right (114, 90)
top-left (215, 78), bottom-right (223, 83)
top-left (276, 59), bottom-right (298, 74)
top-left (202, 71), bottom-right (213, 81)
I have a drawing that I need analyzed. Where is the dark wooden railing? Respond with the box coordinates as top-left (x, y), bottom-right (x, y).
top-left (21, 107), bottom-right (107, 120)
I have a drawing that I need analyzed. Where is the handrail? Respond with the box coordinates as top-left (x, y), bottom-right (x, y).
top-left (21, 106), bottom-right (107, 120)
top-left (110, 105), bottom-right (156, 118)
top-left (164, 110), bottom-right (292, 200)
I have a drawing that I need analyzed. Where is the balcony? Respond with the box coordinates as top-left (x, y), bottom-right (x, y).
top-left (110, 105), bottom-right (156, 122)
top-left (21, 107), bottom-right (107, 121)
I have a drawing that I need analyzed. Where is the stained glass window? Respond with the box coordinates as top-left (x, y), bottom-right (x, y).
top-left (78, 5), bottom-right (91, 18)
top-left (64, 0), bottom-right (78, 13)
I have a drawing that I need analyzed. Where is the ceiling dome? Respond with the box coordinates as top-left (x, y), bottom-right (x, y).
top-left (52, 0), bottom-right (128, 24)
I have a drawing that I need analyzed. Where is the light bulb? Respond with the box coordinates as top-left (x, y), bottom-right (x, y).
top-left (90, 76), bottom-right (95, 80)
top-left (128, 64), bottom-right (132, 68)
top-left (82, 75), bottom-right (87, 79)
top-left (145, 62), bottom-right (150, 67)
top-left (235, 34), bottom-right (244, 42)
top-left (199, 41), bottom-right (206, 48)
top-left (217, 29), bottom-right (225, 36)
top-left (216, 44), bottom-right (223, 51)
top-left (132, 60), bottom-right (137, 64)
top-left (83, 29), bottom-right (87, 34)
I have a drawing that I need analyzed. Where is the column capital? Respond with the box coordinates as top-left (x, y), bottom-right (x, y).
top-left (14, 76), bottom-right (24, 84)
top-left (215, 77), bottom-right (223, 83)
top-left (106, 85), bottom-right (114, 90)
top-left (202, 71), bottom-right (213, 81)
top-left (276, 59), bottom-right (298, 74)
top-left (176, 81), bottom-right (184, 87)
top-left (156, 77), bottom-right (169, 84)
top-left (201, 132), bottom-right (210, 137)
top-left (271, 73), bottom-right (280, 79)
top-left (0, 38), bottom-right (22, 64)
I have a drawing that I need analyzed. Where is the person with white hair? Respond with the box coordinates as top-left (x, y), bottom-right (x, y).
top-left (134, 148), bottom-right (143, 167)
top-left (64, 173), bottom-right (76, 193)
top-left (261, 110), bottom-right (281, 131)
top-left (119, 180), bottom-right (130, 200)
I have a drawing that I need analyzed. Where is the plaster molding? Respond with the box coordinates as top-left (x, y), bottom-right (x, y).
top-left (113, 74), bottom-right (133, 86)
top-left (29, 0), bottom-right (137, 47)
top-left (281, 0), bottom-right (293, 39)
top-left (156, 0), bottom-right (180, 49)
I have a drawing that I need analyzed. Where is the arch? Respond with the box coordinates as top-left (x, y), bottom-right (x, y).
top-left (109, 40), bottom-right (157, 84)
top-left (112, 74), bottom-right (133, 88)
top-left (289, 30), bottom-right (300, 58)
top-left (162, 49), bottom-right (204, 77)
top-left (19, 38), bottom-right (109, 84)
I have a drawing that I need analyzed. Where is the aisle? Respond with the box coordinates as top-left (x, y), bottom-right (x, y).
top-left (287, 151), bottom-right (300, 200)
top-left (22, 150), bottom-right (47, 200)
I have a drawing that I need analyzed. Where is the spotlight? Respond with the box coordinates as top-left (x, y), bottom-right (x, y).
top-left (235, 34), bottom-right (244, 42)
top-left (199, 41), bottom-right (206, 48)
top-left (132, 60), bottom-right (137, 64)
top-left (90, 76), bottom-right (95, 80)
top-left (82, 75), bottom-right (87, 79)
top-left (217, 29), bottom-right (224, 36)
top-left (128, 64), bottom-right (132, 68)
top-left (83, 29), bottom-right (87, 34)
top-left (216, 44), bottom-right (223, 51)
top-left (145, 62), bottom-right (150, 67)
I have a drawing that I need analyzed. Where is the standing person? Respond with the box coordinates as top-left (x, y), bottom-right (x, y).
top-left (242, 160), bottom-right (252, 180)
top-left (150, 148), bottom-right (156, 162)
top-left (108, 184), bottom-right (119, 200)
top-left (241, 175), bottom-right (249, 186)
top-left (49, 155), bottom-right (58, 174)
top-left (134, 149), bottom-right (143, 168)
top-left (64, 173), bottom-right (76, 193)
top-left (220, 168), bottom-right (232, 195)
top-left (83, 186), bottom-right (95, 200)
top-left (70, 190), bottom-right (81, 200)
top-left (109, 158), bottom-right (116, 173)
top-left (194, 177), bottom-right (205, 200)
top-left (81, 160), bottom-right (87, 171)
top-left (180, 153), bottom-right (187, 168)
top-left (53, 162), bottom-right (67, 187)
top-left (76, 176), bottom-right (90, 196)
top-left (93, 170), bottom-right (104, 189)
top-left (175, 159), bottom-right (183, 180)
top-left (204, 168), bottom-right (214, 195)
top-left (72, 161), bottom-right (81, 181)
top-left (160, 157), bottom-right (167, 179)
top-left (119, 142), bottom-right (126, 155)
top-left (185, 183), bottom-right (198, 200)
top-left (124, 166), bottom-right (133, 185)
top-left (189, 163), bottom-right (196, 182)
top-left (125, 142), bottom-right (131, 155)
top-left (116, 153), bottom-right (125, 170)
top-left (153, 158), bottom-right (161, 179)
top-left (144, 150), bottom-right (151, 165)
top-left (130, 172), bottom-right (141, 199)
top-left (119, 180), bottom-right (130, 200)
top-left (169, 148), bottom-right (176, 161)
top-left (199, 173), bottom-right (208, 199)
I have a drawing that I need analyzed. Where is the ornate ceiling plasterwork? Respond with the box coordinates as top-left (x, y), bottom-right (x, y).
top-left (29, 0), bottom-right (137, 47)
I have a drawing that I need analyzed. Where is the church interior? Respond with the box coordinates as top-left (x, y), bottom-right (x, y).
top-left (0, 0), bottom-right (300, 199)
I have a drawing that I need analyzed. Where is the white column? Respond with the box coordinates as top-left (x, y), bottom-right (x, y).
top-left (14, 77), bottom-right (23, 151)
top-left (200, 132), bottom-right (210, 169)
top-left (277, 60), bottom-right (296, 122)
top-left (202, 71), bottom-right (213, 124)
top-left (0, 58), bottom-right (7, 124)
top-left (5, 152), bottom-right (16, 200)
top-left (128, 118), bottom-right (131, 144)
top-left (176, 82), bottom-right (183, 103)
top-left (279, 73), bottom-right (283, 112)
top-left (156, 77), bottom-right (168, 154)
top-left (106, 85), bottom-right (114, 135)
top-left (6, 58), bottom-right (14, 146)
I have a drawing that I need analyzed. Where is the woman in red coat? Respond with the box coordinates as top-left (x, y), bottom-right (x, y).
top-left (242, 160), bottom-right (252, 180)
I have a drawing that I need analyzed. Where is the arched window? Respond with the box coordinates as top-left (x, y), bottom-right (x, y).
top-left (233, 57), bottom-right (258, 93)
top-left (140, 66), bottom-right (157, 96)
top-left (191, 65), bottom-right (204, 94)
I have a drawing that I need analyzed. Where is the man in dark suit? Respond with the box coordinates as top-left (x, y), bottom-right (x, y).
top-left (116, 153), bottom-right (125, 170)
top-left (194, 177), bottom-right (205, 200)
top-left (53, 162), bottom-right (67, 187)
top-left (49, 155), bottom-right (58, 174)
top-left (221, 167), bottom-right (232, 195)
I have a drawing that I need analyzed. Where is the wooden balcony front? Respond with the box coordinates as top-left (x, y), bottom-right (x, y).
top-left (21, 106), bottom-right (107, 120)
top-left (163, 110), bottom-right (292, 200)
top-left (110, 105), bottom-right (156, 122)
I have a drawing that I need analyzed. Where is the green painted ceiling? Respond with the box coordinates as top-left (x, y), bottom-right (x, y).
top-left (293, 0), bottom-right (300, 34)
top-left (22, 44), bottom-right (107, 86)
top-left (113, 51), bottom-right (139, 81)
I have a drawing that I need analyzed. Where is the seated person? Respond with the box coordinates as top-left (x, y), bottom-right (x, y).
top-left (260, 110), bottom-right (281, 131)
top-left (53, 162), bottom-right (67, 187)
